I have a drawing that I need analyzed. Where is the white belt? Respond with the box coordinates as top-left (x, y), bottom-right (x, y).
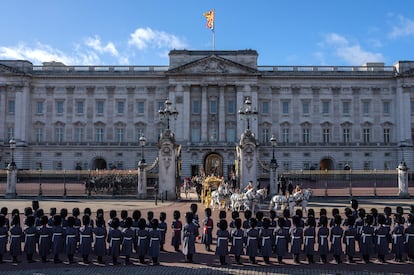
top-left (0, 235), bottom-right (6, 238)
top-left (137, 236), bottom-right (146, 246)
top-left (66, 234), bottom-right (76, 244)
top-left (332, 234), bottom-right (341, 245)
top-left (362, 233), bottom-right (371, 243)
top-left (150, 237), bottom-right (159, 247)
top-left (232, 236), bottom-right (242, 246)
top-left (304, 236), bottom-right (314, 246)
top-left (275, 235), bottom-right (285, 245)
top-left (377, 234), bottom-right (386, 245)
top-left (80, 234), bottom-right (91, 245)
top-left (261, 236), bottom-right (270, 247)
top-left (319, 235), bottom-right (327, 246)
top-left (392, 234), bottom-right (402, 244)
top-left (405, 233), bottom-right (414, 243)
top-left (25, 233), bottom-right (35, 243)
top-left (218, 237), bottom-right (228, 246)
top-left (345, 235), bottom-right (354, 246)
top-left (247, 236), bottom-right (256, 245)
top-left (52, 232), bottom-right (62, 242)
top-left (291, 236), bottom-right (301, 246)
top-left (95, 235), bottom-right (105, 239)
top-left (39, 234), bottom-right (49, 246)
top-left (110, 237), bottom-right (120, 247)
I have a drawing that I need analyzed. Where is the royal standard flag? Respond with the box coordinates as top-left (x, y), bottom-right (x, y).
top-left (203, 9), bottom-right (215, 30)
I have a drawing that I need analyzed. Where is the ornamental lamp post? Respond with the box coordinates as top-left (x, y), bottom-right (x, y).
top-left (238, 98), bottom-right (258, 131)
top-left (9, 138), bottom-right (16, 168)
top-left (270, 135), bottom-right (278, 168)
top-left (139, 135), bottom-right (147, 165)
top-left (158, 98), bottom-right (179, 131)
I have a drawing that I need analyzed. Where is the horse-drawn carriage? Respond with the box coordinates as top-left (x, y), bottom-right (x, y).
top-left (200, 176), bottom-right (223, 208)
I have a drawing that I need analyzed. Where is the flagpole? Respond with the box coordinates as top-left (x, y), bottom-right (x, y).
top-left (212, 29), bottom-right (215, 51)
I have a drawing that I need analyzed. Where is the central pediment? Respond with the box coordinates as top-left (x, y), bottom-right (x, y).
top-left (167, 55), bottom-right (258, 75)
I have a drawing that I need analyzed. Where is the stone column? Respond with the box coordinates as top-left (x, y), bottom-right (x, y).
top-left (397, 162), bottom-right (410, 198)
top-left (269, 162), bottom-right (279, 195)
top-left (137, 163), bottom-right (147, 199)
top-left (201, 85), bottom-right (208, 142)
top-left (6, 163), bottom-right (17, 198)
top-left (158, 130), bottom-right (178, 200)
top-left (237, 130), bottom-right (258, 191)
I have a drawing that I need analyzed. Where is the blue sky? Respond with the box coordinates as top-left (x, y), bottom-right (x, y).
top-left (1, 0), bottom-right (413, 66)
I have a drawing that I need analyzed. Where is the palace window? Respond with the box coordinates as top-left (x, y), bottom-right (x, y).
top-left (209, 99), bottom-right (217, 114)
top-left (282, 128), bottom-right (289, 143)
top-left (76, 100), bottom-right (84, 114)
top-left (8, 100), bottom-right (15, 114)
top-left (36, 101), bottom-right (44, 114)
top-left (282, 101), bottom-right (289, 115)
top-left (322, 101), bottom-right (330, 114)
top-left (136, 101), bottom-right (145, 114)
top-left (96, 101), bottom-right (105, 115)
top-left (56, 100), bottom-right (64, 114)
top-left (302, 128), bottom-right (310, 144)
top-left (96, 128), bottom-right (104, 142)
top-left (7, 127), bottom-right (14, 140)
top-left (363, 128), bottom-right (370, 143)
top-left (362, 101), bottom-right (370, 116)
top-left (342, 101), bottom-right (350, 115)
top-left (117, 101), bottom-right (125, 114)
top-left (55, 127), bottom-right (64, 143)
top-left (323, 128), bottom-right (330, 143)
top-left (261, 128), bottom-right (270, 144)
top-left (302, 101), bottom-right (310, 115)
top-left (383, 101), bottom-right (390, 115)
top-left (261, 101), bottom-right (269, 115)
top-left (191, 127), bottom-right (201, 143)
top-left (383, 128), bottom-right (390, 144)
top-left (226, 127), bottom-right (236, 143)
top-left (75, 127), bottom-right (84, 143)
top-left (227, 100), bottom-right (236, 114)
top-left (192, 100), bottom-right (200, 114)
top-left (35, 128), bottom-right (43, 143)
top-left (116, 128), bottom-right (124, 143)
top-left (343, 128), bottom-right (350, 144)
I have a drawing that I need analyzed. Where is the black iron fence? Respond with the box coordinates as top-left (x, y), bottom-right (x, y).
top-left (0, 169), bottom-right (412, 198)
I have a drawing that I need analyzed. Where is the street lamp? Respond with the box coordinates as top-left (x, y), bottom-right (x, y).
top-left (270, 135), bottom-right (278, 168)
top-left (139, 135), bottom-right (147, 165)
top-left (9, 138), bottom-right (16, 167)
top-left (158, 98), bottom-right (178, 131)
top-left (238, 98), bottom-right (258, 131)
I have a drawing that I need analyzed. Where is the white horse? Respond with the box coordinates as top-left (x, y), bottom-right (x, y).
top-left (243, 188), bottom-right (268, 213)
top-left (230, 192), bottom-right (244, 212)
top-left (288, 188), bottom-right (313, 216)
top-left (270, 194), bottom-right (288, 211)
top-left (210, 183), bottom-right (231, 210)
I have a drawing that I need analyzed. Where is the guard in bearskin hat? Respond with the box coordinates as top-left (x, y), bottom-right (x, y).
top-left (330, 214), bottom-right (343, 264)
top-left (317, 215), bottom-right (329, 263)
top-left (375, 214), bottom-right (390, 263)
top-left (171, 210), bottom-right (182, 252)
top-left (391, 214), bottom-right (405, 262)
top-left (361, 214), bottom-right (375, 263)
top-left (230, 211), bottom-right (239, 229)
top-left (23, 215), bottom-right (36, 263)
top-left (260, 218), bottom-right (273, 264)
top-left (246, 217), bottom-right (259, 264)
top-left (275, 217), bottom-right (288, 264)
top-left (51, 214), bottom-right (64, 264)
top-left (230, 217), bottom-right (244, 265)
top-left (290, 215), bottom-right (303, 264)
top-left (343, 215), bottom-right (357, 263)
top-left (215, 219), bottom-right (230, 265)
top-left (202, 208), bottom-right (214, 251)
top-left (303, 215), bottom-right (316, 264)
top-left (350, 199), bottom-right (359, 219)
top-left (159, 212), bottom-right (167, 251)
top-left (405, 214), bottom-right (414, 262)
top-left (182, 211), bottom-right (199, 263)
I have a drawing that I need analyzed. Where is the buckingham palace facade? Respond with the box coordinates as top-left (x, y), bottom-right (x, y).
top-left (1, 49), bottom-right (414, 180)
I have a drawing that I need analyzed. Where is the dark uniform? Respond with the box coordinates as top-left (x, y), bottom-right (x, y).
top-left (215, 219), bottom-right (230, 265)
top-left (93, 215), bottom-right (107, 264)
top-left (303, 216), bottom-right (316, 264)
top-left (0, 215), bottom-right (7, 263)
top-left (404, 215), bottom-right (414, 262)
top-left (259, 218), bottom-right (273, 264)
top-left (51, 215), bottom-right (64, 263)
top-left (375, 214), bottom-right (390, 263)
top-left (245, 218), bottom-right (259, 264)
top-left (230, 218), bottom-right (244, 265)
top-left (275, 218), bottom-right (289, 264)
top-left (343, 216), bottom-right (357, 263)
top-left (79, 215), bottom-right (93, 264)
top-left (159, 212), bottom-right (167, 251)
top-left (317, 215), bottom-right (329, 263)
top-left (23, 215), bottom-right (37, 263)
top-left (330, 215), bottom-right (344, 264)
top-left (121, 217), bottom-right (134, 265)
top-left (391, 215), bottom-right (405, 262)
top-left (147, 219), bottom-right (161, 265)
top-left (171, 214), bottom-right (182, 252)
top-left (107, 217), bottom-right (122, 265)
top-left (290, 215), bottom-right (303, 264)
top-left (360, 215), bottom-right (375, 263)
top-left (37, 216), bottom-right (52, 263)
top-left (201, 208), bottom-right (214, 251)
top-left (9, 215), bottom-right (23, 263)
top-left (136, 218), bottom-right (149, 264)
top-left (65, 216), bottom-right (79, 264)
top-left (182, 212), bottom-right (199, 263)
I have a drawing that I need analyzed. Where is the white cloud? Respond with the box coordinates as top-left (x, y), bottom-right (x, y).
top-left (319, 33), bottom-right (384, 65)
top-left (85, 35), bottom-right (119, 57)
top-left (128, 27), bottom-right (187, 50)
top-left (389, 15), bottom-right (414, 38)
top-left (0, 42), bottom-right (86, 65)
